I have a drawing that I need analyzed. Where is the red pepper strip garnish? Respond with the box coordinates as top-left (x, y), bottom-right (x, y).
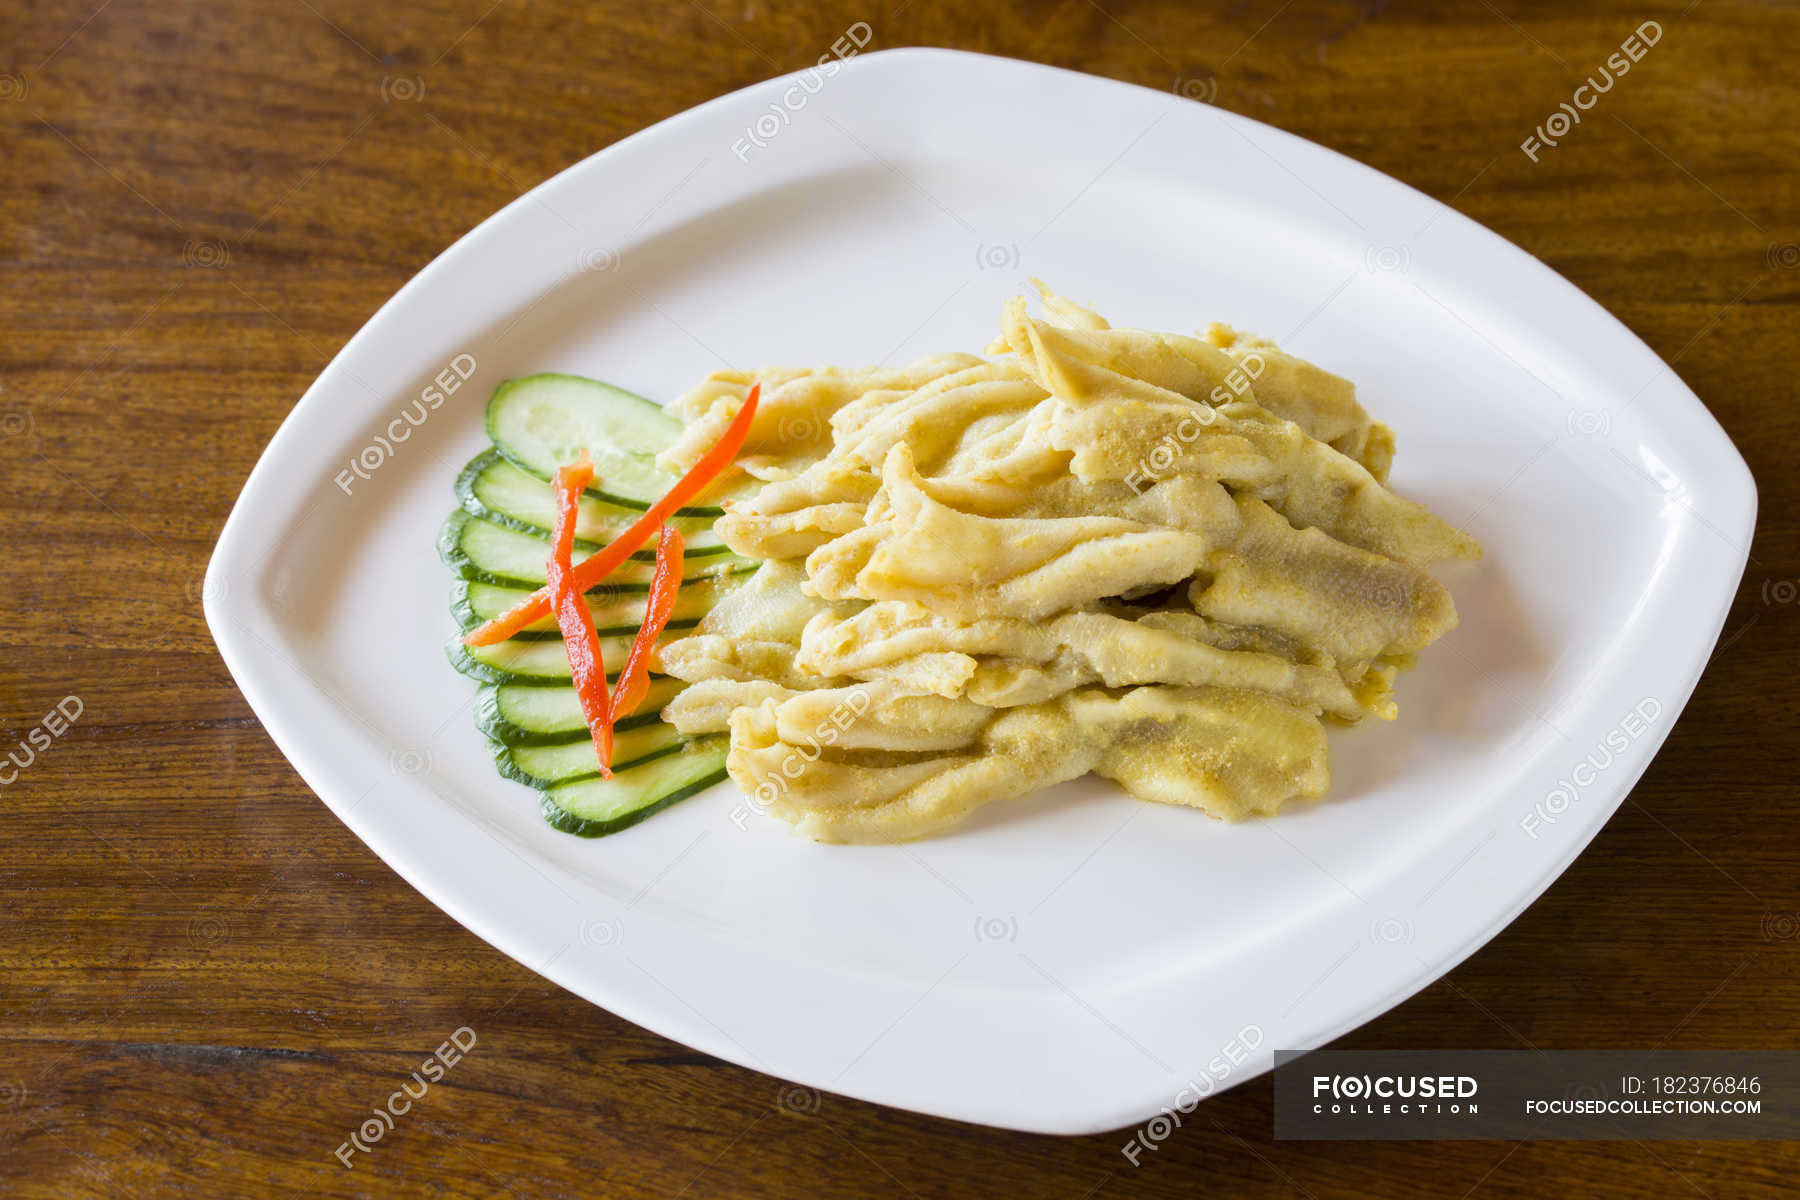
top-left (546, 452), bottom-right (613, 777)
top-left (609, 525), bottom-right (685, 725)
top-left (463, 382), bottom-right (762, 648)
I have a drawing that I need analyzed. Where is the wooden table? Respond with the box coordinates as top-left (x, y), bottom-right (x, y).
top-left (3, 0), bottom-right (1795, 1195)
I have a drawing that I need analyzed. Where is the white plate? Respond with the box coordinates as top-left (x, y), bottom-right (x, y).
top-left (205, 49), bottom-right (1755, 1134)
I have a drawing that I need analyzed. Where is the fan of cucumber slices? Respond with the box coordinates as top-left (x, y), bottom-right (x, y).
top-left (441, 375), bottom-right (757, 836)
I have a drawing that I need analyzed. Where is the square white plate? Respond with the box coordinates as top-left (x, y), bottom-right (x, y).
top-left (206, 48), bottom-right (1755, 1134)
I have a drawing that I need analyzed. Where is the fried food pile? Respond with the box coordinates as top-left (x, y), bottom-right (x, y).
top-left (655, 284), bottom-right (1479, 842)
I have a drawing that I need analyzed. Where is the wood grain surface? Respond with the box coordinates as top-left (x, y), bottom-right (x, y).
top-left (2, 0), bottom-right (1796, 1195)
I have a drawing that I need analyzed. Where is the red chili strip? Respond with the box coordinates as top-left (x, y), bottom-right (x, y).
top-left (463, 383), bottom-right (761, 648)
top-left (608, 525), bottom-right (686, 726)
top-left (545, 452), bottom-right (613, 777)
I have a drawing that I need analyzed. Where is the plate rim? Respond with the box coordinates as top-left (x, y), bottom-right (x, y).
top-left (205, 46), bottom-right (1758, 1135)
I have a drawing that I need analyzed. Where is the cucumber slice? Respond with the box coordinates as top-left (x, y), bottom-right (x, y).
top-left (486, 374), bottom-right (733, 515)
top-left (452, 577), bottom-right (735, 640)
top-left (541, 737), bottom-right (730, 836)
top-left (448, 372), bottom-right (759, 837)
top-left (451, 628), bottom-right (690, 685)
top-left (438, 511), bottom-right (754, 590)
top-left (476, 677), bottom-right (687, 746)
top-left (456, 448), bottom-right (722, 547)
top-left (492, 721), bottom-right (686, 788)
top-left (451, 638), bottom-right (598, 685)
